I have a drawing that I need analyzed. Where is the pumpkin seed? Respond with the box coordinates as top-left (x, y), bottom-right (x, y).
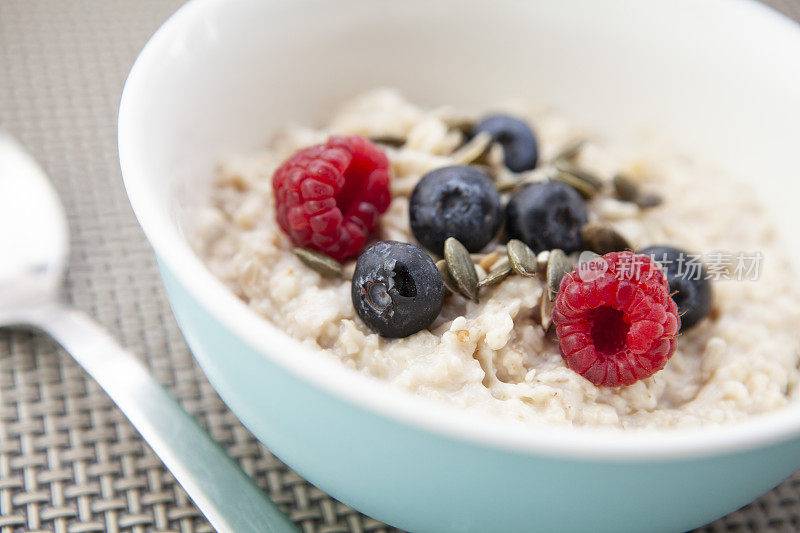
top-left (612, 174), bottom-right (639, 202)
top-left (450, 131), bottom-right (493, 165)
top-left (546, 249), bottom-right (572, 301)
top-left (551, 138), bottom-right (586, 163)
top-left (292, 247), bottom-right (343, 278)
top-left (507, 239), bottom-right (538, 277)
top-left (636, 191), bottom-right (664, 209)
top-left (554, 160), bottom-right (605, 188)
top-left (369, 135), bottom-right (406, 148)
top-left (436, 259), bottom-right (460, 296)
top-left (540, 291), bottom-right (555, 331)
top-left (494, 167), bottom-right (550, 193)
top-left (444, 237), bottom-right (479, 302)
top-left (552, 172), bottom-right (598, 199)
top-left (577, 250), bottom-right (601, 265)
top-left (580, 221), bottom-right (631, 254)
top-left (478, 260), bottom-right (512, 288)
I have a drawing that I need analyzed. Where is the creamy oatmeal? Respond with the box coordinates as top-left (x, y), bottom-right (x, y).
top-left (192, 89), bottom-right (800, 428)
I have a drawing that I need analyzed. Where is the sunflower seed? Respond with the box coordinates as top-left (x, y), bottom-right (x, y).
top-left (476, 250), bottom-right (500, 271)
top-left (546, 249), bottom-right (572, 301)
top-left (536, 250), bottom-right (550, 280)
top-left (436, 259), bottom-right (460, 296)
top-left (478, 260), bottom-right (512, 288)
top-left (507, 239), bottom-right (538, 277)
top-left (444, 114), bottom-right (476, 135)
top-left (551, 138), bottom-right (587, 163)
top-left (552, 172), bottom-right (598, 199)
top-left (540, 291), bottom-right (555, 331)
top-left (486, 142), bottom-right (506, 168)
top-left (369, 135), bottom-right (406, 148)
top-left (554, 160), bottom-right (605, 188)
top-left (612, 174), bottom-right (639, 202)
top-left (636, 191), bottom-right (664, 209)
top-left (451, 131), bottom-right (493, 165)
top-left (580, 221), bottom-right (631, 254)
top-left (292, 247), bottom-right (343, 278)
top-left (444, 237), bottom-right (479, 302)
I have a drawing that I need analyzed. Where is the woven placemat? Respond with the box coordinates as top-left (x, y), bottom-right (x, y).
top-left (0, 1), bottom-right (798, 531)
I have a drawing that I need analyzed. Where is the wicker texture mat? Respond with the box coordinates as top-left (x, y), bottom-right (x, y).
top-left (0, 1), bottom-right (798, 532)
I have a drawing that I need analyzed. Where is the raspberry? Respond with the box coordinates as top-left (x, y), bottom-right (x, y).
top-left (552, 251), bottom-right (681, 387)
top-left (272, 136), bottom-right (391, 261)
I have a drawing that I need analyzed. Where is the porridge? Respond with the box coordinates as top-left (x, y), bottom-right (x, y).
top-left (192, 89), bottom-right (800, 428)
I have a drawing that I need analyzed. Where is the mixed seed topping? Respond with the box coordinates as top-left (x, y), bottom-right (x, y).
top-left (280, 111), bottom-right (710, 349)
top-left (507, 239), bottom-right (538, 278)
top-left (444, 237), bottom-right (479, 303)
top-left (292, 247), bottom-right (344, 278)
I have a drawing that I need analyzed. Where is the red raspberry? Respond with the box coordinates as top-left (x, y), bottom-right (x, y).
top-left (552, 251), bottom-right (681, 387)
top-left (272, 136), bottom-right (391, 261)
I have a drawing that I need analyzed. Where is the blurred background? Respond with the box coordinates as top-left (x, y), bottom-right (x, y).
top-left (0, 1), bottom-right (798, 531)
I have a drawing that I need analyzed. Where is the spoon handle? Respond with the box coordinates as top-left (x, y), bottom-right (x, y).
top-left (28, 304), bottom-right (298, 533)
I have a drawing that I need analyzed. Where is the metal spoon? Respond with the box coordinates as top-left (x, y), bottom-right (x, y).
top-left (0, 130), bottom-right (297, 533)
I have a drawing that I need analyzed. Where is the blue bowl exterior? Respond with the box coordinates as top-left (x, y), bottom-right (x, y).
top-left (158, 261), bottom-right (800, 533)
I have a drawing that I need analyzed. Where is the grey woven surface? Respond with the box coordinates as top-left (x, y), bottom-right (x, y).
top-left (0, 1), bottom-right (798, 532)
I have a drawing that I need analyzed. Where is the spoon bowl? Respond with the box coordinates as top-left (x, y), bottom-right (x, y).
top-left (0, 131), bottom-right (67, 311)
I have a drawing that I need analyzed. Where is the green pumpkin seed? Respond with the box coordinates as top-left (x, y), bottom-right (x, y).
top-left (546, 249), bottom-right (572, 301)
top-left (495, 167), bottom-right (550, 193)
top-left (495, 176), bottom-right (522, 192)
top-left (580, 221), bottom-right (631, 254)
top-left (552, 172), bottom-right (598, 199)
top-left (507, 239), bottom-right (538, 277)
top-left (478, 260), bottom-right (512, 288)
top-left (577, 250), bottom-right (601, 265)
top-left (436, 259), bottom-right (460, 296)
top-left (292, 247), bottom-right (343, 278)
top-left (451, 131), bottom-right (493, 165)
top-left (554, 160), bottom-right (605, 188)
top-left (444, 237), bottom-right (479, 302)
top-left (551, 138), bottom-right (586, 163)
top-left (369, 135), bottom-right (406, 148)
top-left (636, 191), bottom-right (664, 209)
top-left (613, 174), bottom-right (639, 202)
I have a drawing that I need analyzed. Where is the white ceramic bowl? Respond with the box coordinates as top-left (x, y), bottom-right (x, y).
top-left (119, 1), bottom-right (800, 531)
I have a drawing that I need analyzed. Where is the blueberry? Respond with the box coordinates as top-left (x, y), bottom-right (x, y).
top-left (409, 165), bottom-right (502, 255)
top-left (505, 181), bottom-right (587, 253)
top-left (639, 245), bottom-right (713, 331)
top-left (351, 241), bottom-right (445, 338)
top-left (472, 114), bottom-right (539, 172)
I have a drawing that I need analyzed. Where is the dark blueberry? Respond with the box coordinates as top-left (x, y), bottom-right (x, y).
top-left (639, 245), bottom-right (713, 331)
top-left (351, 241), bottom-right (445, 338)
top-left (505, 181), bottom-right (587, 254)
top-left (472, 114), bottom-right (539, 172)
top-left (409, 165), bottom-right (502, 255)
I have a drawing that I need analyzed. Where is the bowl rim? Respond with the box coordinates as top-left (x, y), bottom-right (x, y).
top-left (118, 0), bottom-right (800, 461)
